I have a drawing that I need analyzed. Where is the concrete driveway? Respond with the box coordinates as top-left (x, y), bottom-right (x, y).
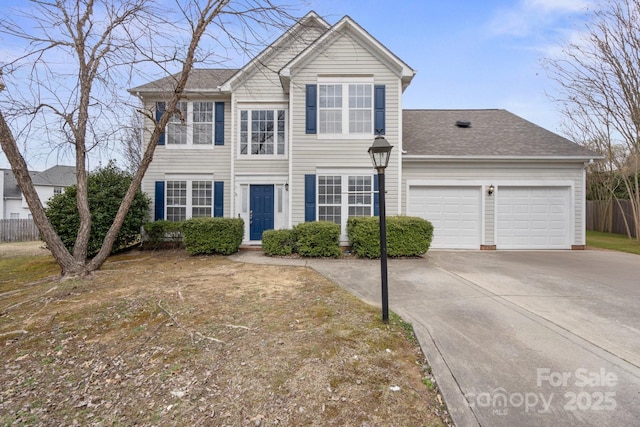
top-left (232, 250), bottom-right (640, 426)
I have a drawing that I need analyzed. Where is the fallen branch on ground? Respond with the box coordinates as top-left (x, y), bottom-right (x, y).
top-left (157, 300), bottom-right (225, 345)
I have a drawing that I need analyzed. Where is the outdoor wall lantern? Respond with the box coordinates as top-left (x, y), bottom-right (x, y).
top-left (368, 135), bottom-right (393, 324)
top-left (488, 184), bottom-right (495, 195)
top-left (285, 182), bottom-right (289, 191)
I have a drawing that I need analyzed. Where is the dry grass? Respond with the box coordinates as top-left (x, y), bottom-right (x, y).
top-left (0, 245), bottom-right (449, 426)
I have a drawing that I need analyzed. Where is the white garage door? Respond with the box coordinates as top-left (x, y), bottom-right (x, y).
top-left (497, 186), bottom-right (571, 249)
top-left (408, 186), bottom-right (481, 249)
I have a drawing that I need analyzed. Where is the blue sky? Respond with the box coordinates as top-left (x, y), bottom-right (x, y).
top-left (0, 0), bottom-right (590, 170)
top-left (307, 0), bottom-right (589, 130)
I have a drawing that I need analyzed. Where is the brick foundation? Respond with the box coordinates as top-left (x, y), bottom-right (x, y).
top-left (571, 245), bottom-right (587, 250)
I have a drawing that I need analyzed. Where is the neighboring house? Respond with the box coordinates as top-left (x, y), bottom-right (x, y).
top-left (1, 165), bottom-right (76, 219)
top-left (130, 11), bottom-right (598, 250)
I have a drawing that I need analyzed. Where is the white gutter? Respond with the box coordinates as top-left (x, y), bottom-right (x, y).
top-left (402, 155), bottom-right (603, 162)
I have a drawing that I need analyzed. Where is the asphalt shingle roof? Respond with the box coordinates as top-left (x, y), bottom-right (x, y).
top-left (402, 109), bottom-right (599, 158)
top-left (2, 165), bottom-right (76, 198)
top-left (129, 69), bottom-right (239, 93)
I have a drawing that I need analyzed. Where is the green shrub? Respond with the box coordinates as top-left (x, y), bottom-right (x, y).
top-left (45, 162), bottom-right (150, 257)
top-left (181, 217), bottom-right (244, 255)
top-left (347, 217), bottom-right (380, 258)
top-left (142, 220), bottom-right (184, 249)
top-left (294, 221), bottom-right (341, 258)
top-left (262, 229), bottom-right (296, 256)
top-left (347, 216), bottom-right (433, 258)
top-left (387, 216), bottom-right (433, 256)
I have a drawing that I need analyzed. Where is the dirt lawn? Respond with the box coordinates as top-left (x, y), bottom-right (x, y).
top-left (0, 243), bottom-right (449, 426)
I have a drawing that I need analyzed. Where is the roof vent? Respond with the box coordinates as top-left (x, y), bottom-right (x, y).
top-left (455, 120), bottom-right (471, 128)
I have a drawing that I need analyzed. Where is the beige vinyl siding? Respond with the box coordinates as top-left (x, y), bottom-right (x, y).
top-left (141, 98), bottom-right (232, 220)
top-left (232, 25), bottom-right (326, 101)
top-left (230, 25), bottom-right (328, 179)
top-left (234, 159), bottom-right (289, 175)
top-left (289, 31), bottom-right (403, 226)
top-left (402, 161), bottom-right (586, 246)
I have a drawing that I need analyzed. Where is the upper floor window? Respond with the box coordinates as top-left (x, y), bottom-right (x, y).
top-left (156, 101), bottom-right (224, 146)
top-left (167, 101), bottom-right (214, 147)
top-left (318, 82), bottom-right (372, 136)
top-left (53, 186), bottom-right (64, 195)
top-left (239, 108), bottom-right (286, 156)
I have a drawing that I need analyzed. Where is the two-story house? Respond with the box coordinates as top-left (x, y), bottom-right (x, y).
top-left (1, 165), bottom-right (76, 220)
top-left (131, 11), bottom-right (597, 250)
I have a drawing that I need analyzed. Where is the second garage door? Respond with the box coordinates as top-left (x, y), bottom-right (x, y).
top-left (496, 186), bottom-right (571, 249)
top-left (407, 186), bottom-right (482, 249)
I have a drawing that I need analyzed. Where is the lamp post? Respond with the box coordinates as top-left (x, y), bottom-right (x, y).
top-left (368, 135), bottom-right (393, 324)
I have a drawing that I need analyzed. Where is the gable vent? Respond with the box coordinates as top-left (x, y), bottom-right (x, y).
top-left (455, 120), bottom-right (471, 128)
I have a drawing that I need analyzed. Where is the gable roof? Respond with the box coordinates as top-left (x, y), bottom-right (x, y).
top-left (130, 12), bottom-right (415, 96)
top-left (280, 14), bottom-right (415, 90)
top-left (129, 69), bottom-right (239, 95)
top-left (2, 165), bottom-right (76, 199)
top-left (130, 12), bottom-right (330, 96)
top-left (222, 11), bottom-right (330, 91)
top-left (402, 109), bottom-right (600, 160)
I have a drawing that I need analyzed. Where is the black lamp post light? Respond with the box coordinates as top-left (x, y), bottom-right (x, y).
top-left (368, 135), bottom-right (393, 324)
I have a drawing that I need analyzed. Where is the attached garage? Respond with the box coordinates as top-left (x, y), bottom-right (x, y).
top-left (407, 186), bottom-right (482, 249)
top-left (401, 109), bottom-right (600, 250)
top-left (496, 186), bottom-right (572, 249)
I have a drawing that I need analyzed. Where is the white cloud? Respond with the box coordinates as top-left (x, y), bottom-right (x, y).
top-left (527, 0), bottom-right (589, 13)
top-left (487, 0), bottom-right (590, 37)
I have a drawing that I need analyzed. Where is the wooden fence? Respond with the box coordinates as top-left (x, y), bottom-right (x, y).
top-left (586, 200), bottom-right (637, 238)
top-left (0, 219), bottom-right (41, 243)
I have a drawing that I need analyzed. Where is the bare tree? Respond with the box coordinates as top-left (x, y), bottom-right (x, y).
top-left (121, 111), bottom-right (143, 173)
top-left (0, 0), bottom-right (298, 277)
top-left (544, 0), bottom-right (640, 239)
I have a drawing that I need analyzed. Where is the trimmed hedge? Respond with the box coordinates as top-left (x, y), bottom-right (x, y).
top-left (142, 220), bottom-right (184, 250)
top-left (294, 221), bottom-right (341, 258)
top-left (347, 216), bottom-right (433, 258)
top-left (181, 217), bottom-right (244, 255)
top-left (262, 229), bottom-right (296, 256)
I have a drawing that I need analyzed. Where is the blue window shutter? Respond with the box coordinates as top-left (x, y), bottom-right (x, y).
top-left (156, 102), bottom-right (166, 145)
top-left (213, 181), bottom-right (224, 217)
top-left (215, 102), bottom-right (225, 145)
top-left (305, 84), bottom-right (317, 134)
top-left (374, 85), bottom-right (385, 135)
top-left (373, 175), bottom-right (379, 216)
top-left (154, 181), bottom-right (165, 220)
top-left (304, 174), bottom-right (316, 222)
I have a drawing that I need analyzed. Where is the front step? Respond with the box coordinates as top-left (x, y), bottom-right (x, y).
top-left (239, 244), bottom-right (263, 251)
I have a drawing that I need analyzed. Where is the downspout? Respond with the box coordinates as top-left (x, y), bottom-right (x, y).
top-left (397, 78), bottom-right (403, 215)
top-left (230, 92), bottom-right (236, 219)
top-left (288, 81), bottom-right (294, 228)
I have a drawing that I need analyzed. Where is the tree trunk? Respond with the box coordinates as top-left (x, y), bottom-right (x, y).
top-left (0, 111), bottom-right (86, 276)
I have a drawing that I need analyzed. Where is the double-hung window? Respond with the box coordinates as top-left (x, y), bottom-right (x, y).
top-left (166, 179), bottom-right (212, 221)
top-left (239, 108), bottom-right (286, 156)
top-left (192, 102), bottom-right (214, 145)
top-left (318, 80), bottom-right (373, 136)
top-left (166, 101), bottom-right (214, 147)
top-left (318, 174), bottom-right (373, 231)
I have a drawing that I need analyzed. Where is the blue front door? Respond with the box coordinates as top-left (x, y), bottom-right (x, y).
top-left (250, 185), bottom-right (274, 241)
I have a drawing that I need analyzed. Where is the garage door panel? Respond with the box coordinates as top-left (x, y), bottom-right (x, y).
top-left (408, 186), bottom-right (481, 249)
top-left (497, 186), bottom-right (571, 249)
